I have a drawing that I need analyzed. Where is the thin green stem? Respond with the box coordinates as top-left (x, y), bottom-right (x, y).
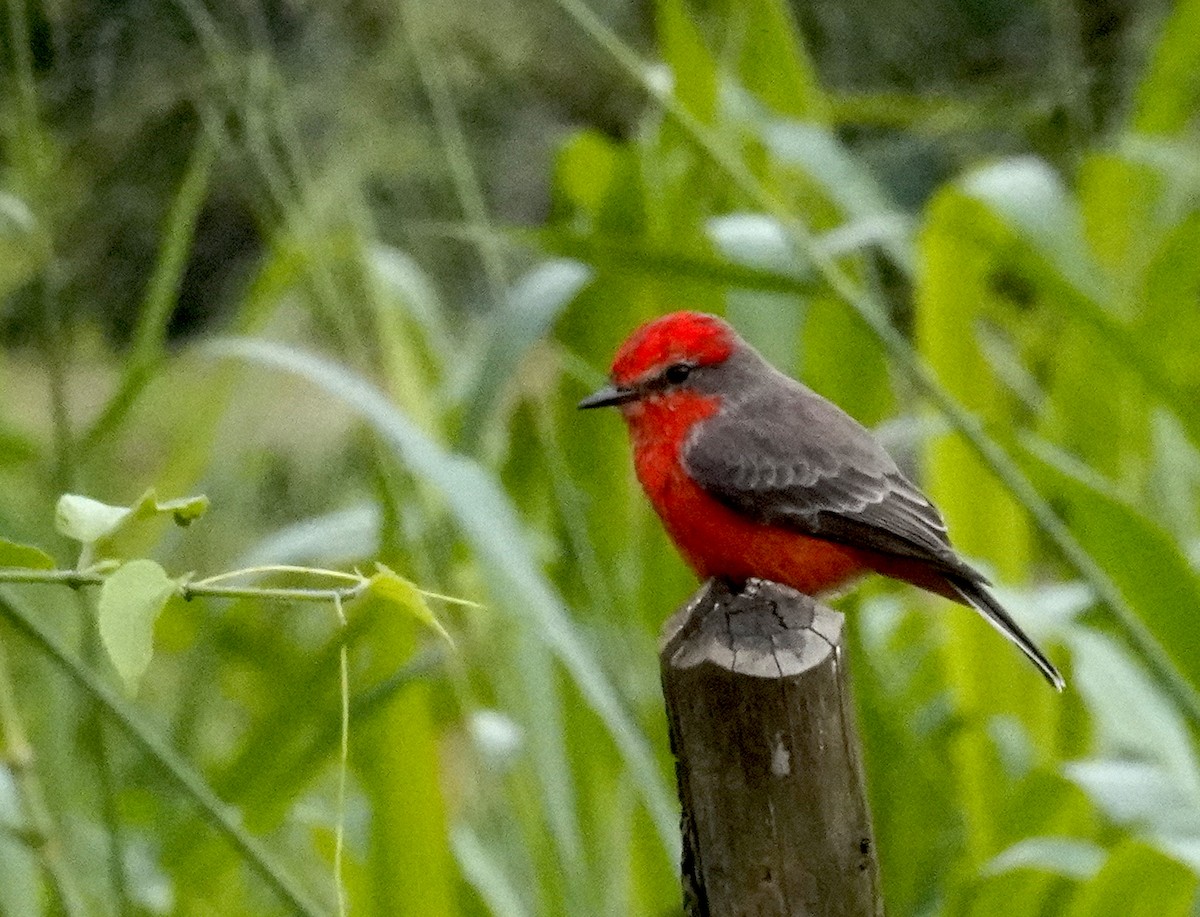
top-left (0, 591), bottom-right (329, 917)
top-left (189, 565), bottom-right (365, 588)
top-left (550, 0), bottom-right (1200, 729)
top-left (332, 593), bottom-right (349, 917)
top-left (0, 568), bottom-right (366, 603)
top-left (0, 564), bottom-right (482, 608)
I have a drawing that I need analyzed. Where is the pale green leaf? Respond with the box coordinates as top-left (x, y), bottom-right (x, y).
top-left (56, 494), bottom-right (132, 544)
top-left (1021, 436), bottom-right (1200, 695)
top-left (987, 836), bottom-right (1105, 880)
top-left (458, 259), bottom-right (592, 448)
top-left (0, 538), bottom-right (55, 570)
top-left (361, 565), bottom-right (453, 646)
top-left (98, 560), bottom-right (179, 693)
top-left (55, 490), bottom-right (210, 548)
top-left (1064, 759), bottom-right (1200, 838)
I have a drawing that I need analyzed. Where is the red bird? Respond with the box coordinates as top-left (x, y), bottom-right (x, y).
top-left (580, 310), bottom-right (1063, 689)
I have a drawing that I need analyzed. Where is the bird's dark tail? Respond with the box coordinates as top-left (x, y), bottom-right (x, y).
top-left (947, 576), bottom-right (1065, 691)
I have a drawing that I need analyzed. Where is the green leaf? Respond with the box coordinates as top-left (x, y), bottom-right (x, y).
top-left (1021, 436), bottom-right (1200, 696)
top-left (1132, 0), bottom-right (1200, 135)
top-left (1065, 842), bottom-right (1198, 917)
top-left (0, 590), bottom-right (325, 915)
top-left (959, 157), bottom-right (1103, 303)
top-left (657, 0), bottom-right (717, 124)
top-left (733, 0), bottom-right (825, 119)
top-left (359, 565), bottom-right (453, 646)
top-left (555, 130), bottom-right (621, 218)
top-left (56, 494), bottom-right (133, 544)
top-left (153, 495), bottom-right (210, 527)
top-left (458, 260), bottom-right (592, 449)
top-left (761, 121), bottom-right (913, 272)
top-left (55, 490), bottom-right (210, 548)
top-left (0, 538), bottom-right (55, 570)
top-left (1068, 628), bottom-right (1198, 788)
top-left (987, 836), bottom-right (1105, 880)
top-left (97, 560), bottom-right (179, 693)
top-left (1064, 759), bottom-right (1200, 839)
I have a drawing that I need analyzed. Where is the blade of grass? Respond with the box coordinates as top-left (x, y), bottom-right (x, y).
top-left (0, 592), bottom-right (328, 917)
top-left (204, 338), bottom-right (681, 859)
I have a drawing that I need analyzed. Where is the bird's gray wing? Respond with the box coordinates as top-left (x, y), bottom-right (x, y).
top-left (682, 380), bottom-right (973, 579)
top-left (682, 375), bottom-right (1064, 689)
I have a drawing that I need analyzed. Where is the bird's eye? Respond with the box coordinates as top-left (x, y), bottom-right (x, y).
top-left (664, 362), bottom-right (693, 385)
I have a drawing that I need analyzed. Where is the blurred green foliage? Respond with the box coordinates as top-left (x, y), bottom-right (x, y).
top-left (2, 0), bottom-right (1200, 915)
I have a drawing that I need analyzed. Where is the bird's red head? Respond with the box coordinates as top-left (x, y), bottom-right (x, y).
top-left (577, 311), bottom-right (737, 410)
top-left (610, 311), bottom-right (735, 386)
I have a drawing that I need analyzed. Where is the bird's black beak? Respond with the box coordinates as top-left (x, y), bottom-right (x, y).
top-left (578, 385), bottom-right (639, 409)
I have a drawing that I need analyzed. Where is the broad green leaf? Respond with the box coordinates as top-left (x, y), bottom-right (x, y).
top-left (1065, 759), bottom-right (1200, 838)
top-left (359, 565), bottom-right (453, 646)
top-left (540, 227), bottom-right (818, 296)
top-left (1141, 210), bottom-right (1200, 391)
top-left (1065, 842), bottom-right (1197, 917)
top-left (1021, 436), bottom-right (1200, 696)
top-left (987, 836), bottom-right (1105, 880)
top-left (1132, 0), bottom-right (1200, 135)
top-left (98, 560), bottom-right (179, 693)
top-left (957, 158), bottom-right (1200, 450)
top-left (0, 538), bottom-right (54, 570)
top-left (451, 825), bottom-right (532, 917)
top-left (1068, 628), bottom-right (1199, 792)
top-left (959, 157), bottom-right (1103, 304)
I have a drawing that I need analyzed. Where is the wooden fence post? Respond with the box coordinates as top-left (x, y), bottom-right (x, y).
top-left (659, 578), bottom-right (883, 917)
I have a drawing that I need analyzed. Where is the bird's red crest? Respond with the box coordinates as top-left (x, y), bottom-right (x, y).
top-left (610, 311), bottom-right (735, 384)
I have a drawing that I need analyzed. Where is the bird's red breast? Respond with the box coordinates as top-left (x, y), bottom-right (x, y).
top-left (624, 386), bottom-right (876, 595)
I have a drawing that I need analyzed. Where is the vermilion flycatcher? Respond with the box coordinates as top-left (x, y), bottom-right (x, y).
top-left (580, 311), bottom-right (1063, 689)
